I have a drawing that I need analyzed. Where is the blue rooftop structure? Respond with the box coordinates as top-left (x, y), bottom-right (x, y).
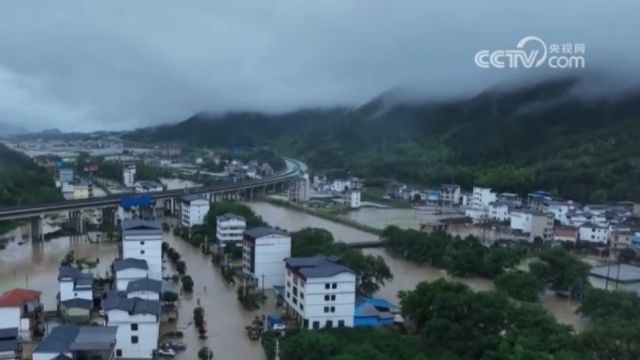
top-left (120, 193), bottom-right (152, 208)
top-left (354, 297), bottom-right (397, 327)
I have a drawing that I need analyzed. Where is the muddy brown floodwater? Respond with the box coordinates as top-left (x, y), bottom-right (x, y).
top-left (247, 201), bottom-right (588, 331)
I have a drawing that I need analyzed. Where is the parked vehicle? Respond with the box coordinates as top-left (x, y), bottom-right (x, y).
top-left (156, 348), bottom-right (176, 358)
top-left (162, 341), bottom-right (187, 351)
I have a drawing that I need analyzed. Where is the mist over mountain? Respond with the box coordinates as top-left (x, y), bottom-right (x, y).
top-left (125, 77), bottom-right (640, 202)
top-left (0, 122), bottom-right (28, 136)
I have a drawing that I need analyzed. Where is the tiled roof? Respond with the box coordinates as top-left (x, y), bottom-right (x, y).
top-left (244, 226), bottom-right (288, 239)
top-left (122, 219), bottom-right (162, 237)
top-left (61, 298), bottom-right (93, 310)
top-left (285, 255), bottom-right (354, 279)
top-left (0, 288), bottom-right (41, 307)
top-left (126, 278), bottom-right (162, 294)
top-left (34, 324), bottom-right (79, 354)
top-left (113, 258), bottom-right (148, 271)
top-left (218, 213), bottom-right (246, 222)
top-left (0, 328), bottom-right (18, 340)
top-left (181, 194), bottom-right (207, 202)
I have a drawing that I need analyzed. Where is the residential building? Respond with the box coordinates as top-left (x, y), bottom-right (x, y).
top-left (103, 294), bottom-right (160, 359)
top-left (488, 201), bottom-right (513, 222)
top-left (354, 297), bottom-right (397, 327)
top-left (330, 180), bottom-right (348, 193)
top-left (216, 214), bottom-right (246, 248)
top-left (530, 211), bottom-right (555, 242)
top-left (59, 299), bottom-right (93, 324)
top-left (589, 264), bottom-right (640, 294)
top-left (243, 227), bottom-right (291, 289)
top-left (0, 327), bottom-right (21, 360)
top-left (134, 180), bottom-right (164, 193)
top-left (0, 289), bottom-right (43, 341)
top-left (122, 220), bottom-right (163, 280)
top-left (440, 184), bottom-right (461, 206)
top-left (32, 324), bottom-right (117, 360)
top-left (113, 258), bottom-right (149, 291)
top-left (284, 255), bottom-right (356, 329)
top-left (72, 180), bottom-right (93, 199)
top-left (288, 174), bottom-right (311, 203)
top-left (510, 209), bottom-right (534, 233)
top-left (553, 226), bottom-right (578, 243)
top-left (59, 168), bottom-right (74, 184)
top-left (470, 187), bottom-right (497, 210)
top-left (540, 200), bottom-right (573, 224)
top-left (123, 165), bottom-right (136, 187)
top-left (579, 223), bottom-right (610, 245)
top-left (125, 278), bottom-right (162, 301)
top-left (345, 178), bottom-right (363, 209)
top-left (58, 267), bottom-right (93, 302)
top-left (180, 195), bottom-right (210, 227)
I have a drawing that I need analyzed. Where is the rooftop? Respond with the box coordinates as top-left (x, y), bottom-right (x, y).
top-left (181, 194), bottom-right (208, 203)
top-left (126, 278), bottom-right (162, 294)
top-left (103, 291), bottom-right (160, 316)
top-left (590, 264), bottom-right (640, 283)
top-left (218, 213), bottom-right (246, 222)
top-left (0, 288), bottom-right (41, 307)
top-left (113, 258), bottom-right (149, 271)
top-left (244, 226), bottom-right (288, 239)
top-left (61, 298), bottom-right (93, 310)
top-left (121, 219), bottom-right (162, 236)
top-left (0, 328), bottom-right (18, 340)
top-left (35, 324), bottom-right (118, 354)
top-left (285, 255), bottom-right (354, 279)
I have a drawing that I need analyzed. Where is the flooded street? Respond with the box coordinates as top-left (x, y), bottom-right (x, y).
top-left (343, 206), bottom-right (457, 230)
top-left (161, 219), bottom-right (271, 360)
top-left (247, 201), bottom-right (587, 331)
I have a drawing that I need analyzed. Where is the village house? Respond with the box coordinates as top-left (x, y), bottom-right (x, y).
top-left (243, 227), bottom-right (291, 289)
top-left (179, 195), bottom-right (210, 227)
top-left (33, 324), bottom-right (117, 360)
top-left (0, 289), bottom-right (44, 341)
top-left (216, 213), bottom-right (247, 248)
top-left (113, 258), bottom-right (149, 291)
top-left (579, 222), bottom-right (610, 245)
top-left (283, 255), bottom-right (356, 329)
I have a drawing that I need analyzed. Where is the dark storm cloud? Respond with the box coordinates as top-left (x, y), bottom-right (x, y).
top-left (0, 0), bottom-right (638, 131)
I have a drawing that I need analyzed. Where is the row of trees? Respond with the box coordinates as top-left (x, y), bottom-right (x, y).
top-left (382, 226), bottom-right (524, 279)
top-left (162, 242), bottom-right (194, 292)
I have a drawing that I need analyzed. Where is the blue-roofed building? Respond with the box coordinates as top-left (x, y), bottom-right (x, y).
top-left (32, 324), bottom-right (117, 360)
top-left (354, 297), bottom-right (397, 327)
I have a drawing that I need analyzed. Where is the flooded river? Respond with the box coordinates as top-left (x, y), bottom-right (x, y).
top-left (247, 201), bottom-right (587, 331)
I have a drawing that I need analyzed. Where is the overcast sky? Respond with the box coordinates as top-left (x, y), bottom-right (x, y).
top-left (0, 1), bottom-right (638, 132)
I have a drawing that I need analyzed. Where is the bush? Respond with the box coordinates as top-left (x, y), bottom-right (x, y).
top-left (495, 270), bottom-right (544, 302)
top-left (161, 291), bottom-right (179, 302)
top-left (181, 275), bottom-right (194, 293)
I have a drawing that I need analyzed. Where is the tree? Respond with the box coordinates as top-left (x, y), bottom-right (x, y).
top-left (198, 346), bottom-right (213, 360)
top-left (282, 332), bottom-right (339, 360)
top-left (495, 270), bottom-right (545, 302)
top-left (161, 291), bottom-right (179, 302)
top-left (618, 248), bottom-right (636, 264)
top-left (176, 260), bottom-right (187, 275)
top-left (181, 275), bottom-right (194, 293)
top-left (529, 248), bottom-right (590, 298)
top-left (193, 306), bottom-right (205, 326)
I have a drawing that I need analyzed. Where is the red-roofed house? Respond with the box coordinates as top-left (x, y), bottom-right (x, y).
top-left (0, 288), bottom-right (44, 341)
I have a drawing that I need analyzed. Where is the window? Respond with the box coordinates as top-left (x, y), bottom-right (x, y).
top-left (325, 283), bottom-right (330, 289)
top-left (131, 323), bottom-right (138, 331)
top-left (324, 295), bottom-right (330, 301)
top-left (324, 306), bottom-right (329, 313)
top-left (293, 297), bottom-right (298, 305)
top-left (116, 349), bottom-right (122, 357)
top-left (286, 291), bottom-right (290, 298)
top-left (304, 319), bottom-right (309, 329)
top-left (286, 281), bottom-right (290, 288)
top-left (332, 283), bottom-right (337, 289)
top-left (140, 250), bottom-right (145, 255)
top-left (331, 306), bottom-right (335, 313)
top-left (131, 336), bottom-right (139, 344)
top-left (338, 320), bottom-right (345, 328)
top-left (300, 292), bottom-right (304, 299)
top-left (292, 287), bottom-right (298, 296)
top-left (140, 241), bottom-right (145, 245)
top-left (313, 321), bottom-right (320, 329)
top-left (331, 295), bottom-right (336, 301)
top-left (300, 304), bottom-right (304, 310)
top-left (326, 320), bottom-right (333, 328)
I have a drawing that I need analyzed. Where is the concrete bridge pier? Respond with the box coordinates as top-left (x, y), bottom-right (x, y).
top-left (102, 206), bottom-right (117, 227)
top-left (30, 215), bottom-right (44, 242)
top-left (69, 210), bottom-right (85, 234)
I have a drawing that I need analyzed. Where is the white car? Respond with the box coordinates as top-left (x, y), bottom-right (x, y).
top-left (272, 323), bottom-right (286, 331)
top-left (156, 348), bottom-right (176, 358)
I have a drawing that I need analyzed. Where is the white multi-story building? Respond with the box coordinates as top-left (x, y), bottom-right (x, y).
top-left (123, 165), bottom-right (136, 187)
top-left (125, 278), bottom-right (162, 301)
top-left (470, 187), bottom-right (497, 210)
top-left (134, 180), bottom-right (164, 193)
top-left (58, 267), bottom-right (93, 302)
top-left (510, 209), bottom-right (534, 233)
top-left (216, 213), bottom-right (246, 247)
top-left (284, 255), bottom-right (356, 330)
top-left (122, 219), bottom-right (163, 280)
top-left (510, 209), bottom-right (554, 242)
top-left (330, 180), bottom-right (348, 193)
top-left (180, 195), bottom-right (210, 227)
top-left (579, 223), bottom-right (610, 245)
top-left (103, 294), bottom-right (160, 359)
top-left (440, 184), bottom-right (461, 206)
top-left (243, 227), bottom-right (291, 289)
top-left (488, 201), bottom-right (511, 222)
top-left (345, 178), bottom-right (363, 209)
top-left (113, 258), bottom-right (149, 291)
top-left (289, 174), bottom-right (311, 203)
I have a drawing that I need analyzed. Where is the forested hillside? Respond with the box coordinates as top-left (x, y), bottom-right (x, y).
top-left (0, 144), bottom-right (60, 207)
top-left (125, 78), bottom-right (640, 202)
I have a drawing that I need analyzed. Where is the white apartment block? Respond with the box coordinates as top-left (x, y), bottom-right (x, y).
top-left (180, 195), bottom-right (210, 227)
top-left (289, 174), bottom-right (311, 203)
top-left (440, 184), bottom-right (461, 206)
top-left (122, 219), bottom-right (163, 280)
top-left (284, 255), bottom-right (356, 330)
top-left (579, 223), bottom-right (610, 245)
top-left (123, 166), bottom-right (136, 187)
top-left (58, 267), bottom-right (93, 302)
top-left (113, 258), bottom-right (149, 291)
top-left (330, 180), bottom-right (347, 193)
top-left (345, 178), bottom-right (363, 209)
top-left (510, 209), bottom-right (554, 242)
top-left (470, 187), bottom-right (497, 209)
top-left (488, 201), bottom-right (511, 222)
top-left (216, 213), bottom-right (246, 247)
top-left (243, 227), bottom-right (291, 289)
top-left (103, 294), bottom-right (160, 359)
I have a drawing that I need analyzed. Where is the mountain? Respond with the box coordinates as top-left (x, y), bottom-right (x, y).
top-left (125, 78), bottom-right (640, 202)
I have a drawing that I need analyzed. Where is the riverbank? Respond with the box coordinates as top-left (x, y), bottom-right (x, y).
top-left (261, 197), bottom-right (382, 235)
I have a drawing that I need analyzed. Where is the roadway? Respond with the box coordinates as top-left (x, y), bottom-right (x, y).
top-left (0, 158), bottom-right (305, 221)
